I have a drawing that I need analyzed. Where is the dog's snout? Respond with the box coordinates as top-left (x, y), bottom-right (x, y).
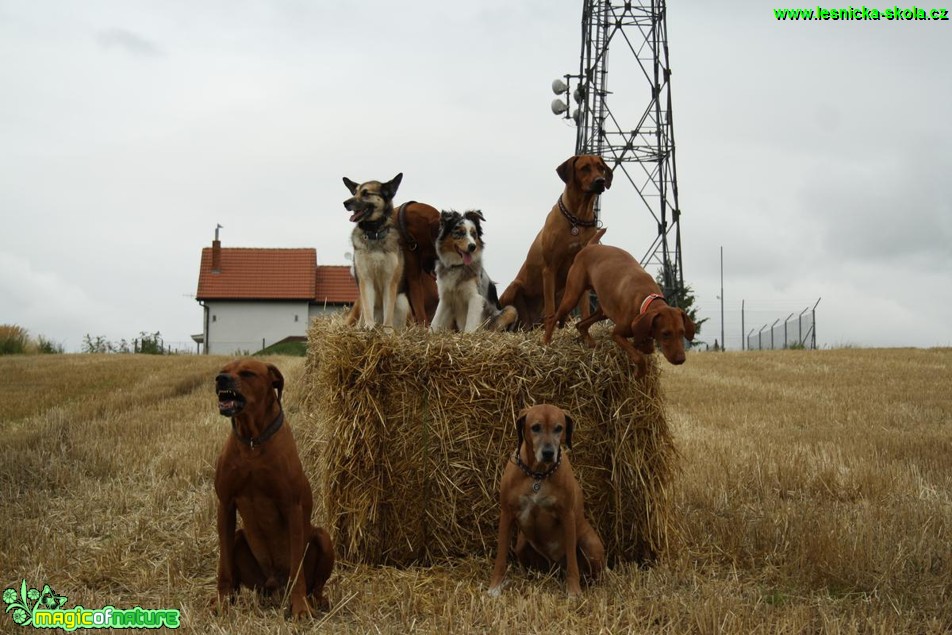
top-left (343, 198), bottom-right (356, 211)
top-left (467, 243), bottom-right (477, 253)
top-left (541, 447), bottom-right (556, 463)
top-left (215, 373), bottom-right (229, 387)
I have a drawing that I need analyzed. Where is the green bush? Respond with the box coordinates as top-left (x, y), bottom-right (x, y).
top-left (0, 325), bottom-right (29, 355)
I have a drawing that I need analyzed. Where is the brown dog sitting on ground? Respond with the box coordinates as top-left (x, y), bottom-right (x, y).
top-left (213, 359), bottom-right (334, 619)
top-left (499, 155), bottom-right (612, 330)
top-left (542, 238), bottom-right (696, 378)
top-left (488, 404), bottom-right (605, 598)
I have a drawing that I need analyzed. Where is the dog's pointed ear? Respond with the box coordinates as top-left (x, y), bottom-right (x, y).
top-left (680, 308), bottom-right (697, 341)
top-left (556, 156), bottom-right (577, 185)
top-left (515, 409), bottom-right (528, 448)
top-left (266, 363), bottom-right (285, 402)
top-left (601, 157), bottom-right (614, 189)
top-left (563, 412), bottom-right (575, 450)
top-left (343, 177), bottom-right (359, 195)
top-left (382, 173), bottom-right (403, 199)
top-left (440, 210), bottom-right (456, 223)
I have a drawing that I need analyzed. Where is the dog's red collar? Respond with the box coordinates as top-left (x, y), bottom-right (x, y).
top-left (640, 293), bottom-right (666, 315)
top-left (232, 409), bottom-right (284, 450)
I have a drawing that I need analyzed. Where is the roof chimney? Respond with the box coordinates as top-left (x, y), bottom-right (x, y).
top-left (212, 224), bottom-right (223, 273)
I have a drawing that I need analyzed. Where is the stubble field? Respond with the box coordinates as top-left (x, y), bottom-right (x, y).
top-left (0, 346), bottom-right (949, 633)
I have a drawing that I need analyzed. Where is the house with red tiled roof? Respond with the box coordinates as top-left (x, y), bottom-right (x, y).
top-left (194, 237), bottom-right (357, 354)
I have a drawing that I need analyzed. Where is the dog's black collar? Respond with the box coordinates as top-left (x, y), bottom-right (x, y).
top-left (359, 217), bottom-right (391, 241)
top-left (512, 445), bottom-right (562, 493)
top-left (232, 409), bottom-right (284, 450)
top-left (558, 195), bottom-right (601, 236)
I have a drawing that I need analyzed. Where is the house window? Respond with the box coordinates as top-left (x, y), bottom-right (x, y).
top-left (212, 315), bottom-right (217, 322)
top-left (294, 315), bottom-right (299, 322)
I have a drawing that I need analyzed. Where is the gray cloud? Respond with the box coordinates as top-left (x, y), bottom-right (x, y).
top-left (96, 27), bottom-right (163, 57)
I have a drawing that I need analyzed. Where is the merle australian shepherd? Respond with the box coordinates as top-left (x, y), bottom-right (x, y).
top-left (431, 210), bottom-right (517, 332)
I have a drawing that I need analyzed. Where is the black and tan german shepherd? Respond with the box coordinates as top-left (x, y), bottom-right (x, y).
top-left (341, 173), bottom-right (440, 327)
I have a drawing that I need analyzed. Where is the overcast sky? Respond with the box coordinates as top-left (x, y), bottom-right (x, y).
top-left (2, 1), bottom-right (950, 352)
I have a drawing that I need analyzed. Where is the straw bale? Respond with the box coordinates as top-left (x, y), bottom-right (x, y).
top-left (301, 316), bottom-right (678, 567)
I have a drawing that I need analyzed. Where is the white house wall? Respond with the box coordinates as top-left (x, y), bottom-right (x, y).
top-left (308, 303), bottom-right (351, 323)
top-left (205, 301), bottom-right (309, 355)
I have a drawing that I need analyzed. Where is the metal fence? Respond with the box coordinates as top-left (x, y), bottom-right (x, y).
top-left (746, 299), bottom-right (820, 350)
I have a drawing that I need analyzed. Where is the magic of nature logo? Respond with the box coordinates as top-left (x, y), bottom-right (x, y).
top-left (3, 580), bottom-right (179, 631)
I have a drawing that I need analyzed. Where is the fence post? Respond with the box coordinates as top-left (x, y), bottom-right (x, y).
top-left (798, 307), bottom-right (809, 346)
top-left (770, 319), bottom-right (780, 350)
top-left (811, 297), bottom-right (821, 349)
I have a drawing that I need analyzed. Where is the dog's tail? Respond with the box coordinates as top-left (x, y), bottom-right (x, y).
top-left (585, 227), bottom-right (607, 247)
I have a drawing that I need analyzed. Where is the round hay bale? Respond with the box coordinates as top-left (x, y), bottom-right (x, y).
top-left (300, 316), bottom-right (677, 567)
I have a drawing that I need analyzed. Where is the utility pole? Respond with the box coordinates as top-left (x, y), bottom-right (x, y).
top-left (720, 246), bottom-right (725, 351)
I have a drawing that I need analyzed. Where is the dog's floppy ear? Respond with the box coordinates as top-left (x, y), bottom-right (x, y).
top-left (343, 177), bottom-right (359, 195)
top-left (631, 311), bottom-right (659, 346)
top-left (680, 308), bottom-right (697, 341)
top-left (563, 412), bottom-right (575, 450)
top-left (266, 363), bottom-right (285, 402)
top-left (464, 210), bottom-right (485, 238)
top-left (556, 156), bottom-right (577, 185)
top-left (381, 173), bottom-right (403, 200)
top-left (600, 157), bottom-right (614, 189)
top-left (464, 210), bottom-right (485, 223)
top-left (515, 409), bottom-right (528, 448)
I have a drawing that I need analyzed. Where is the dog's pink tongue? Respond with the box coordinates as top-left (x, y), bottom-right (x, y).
top-left (349, 212), bottom-right (361, 222)
top-left (463, 252), bottom-right (473, 265)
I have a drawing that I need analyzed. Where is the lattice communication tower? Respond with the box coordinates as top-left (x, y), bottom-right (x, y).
top-left (551, 0), bottom-right (684, 299)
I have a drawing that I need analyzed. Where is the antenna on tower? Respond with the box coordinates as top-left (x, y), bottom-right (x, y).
top-left (550, 0), bottom-right (684, 303)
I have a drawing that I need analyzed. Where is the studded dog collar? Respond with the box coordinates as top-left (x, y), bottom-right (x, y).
top-left (359, 217), bottom-right (391, 241)
top-left (512, 446), bottom-right (562, 492)
top-left (557, 195), bottom-right (600, 236)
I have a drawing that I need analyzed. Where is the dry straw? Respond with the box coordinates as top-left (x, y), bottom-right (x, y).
top-left (301, 317), bottom-right (677, 568)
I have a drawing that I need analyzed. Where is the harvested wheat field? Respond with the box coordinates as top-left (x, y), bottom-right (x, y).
top-left (1, 345), bottom-right (950, 633)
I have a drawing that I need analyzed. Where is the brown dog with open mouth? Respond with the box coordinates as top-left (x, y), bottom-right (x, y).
top-left (213, 359), bottom-right (334, 619)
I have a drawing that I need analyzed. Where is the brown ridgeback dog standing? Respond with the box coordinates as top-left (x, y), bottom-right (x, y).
top-left (499, 155), bottom-right (612, 330)
top-left (543, 240), bottom-right (696, 378)
top-left (213, 359), bottom-right (334, 619)
top-left (488, 404), bottom-right (605, 598)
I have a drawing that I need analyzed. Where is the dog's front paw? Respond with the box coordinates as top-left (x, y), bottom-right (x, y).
top-left (289, 597), bottom-right (314, 621)
top-left (486, 580), bottom-right (507, 598)
top-left (209, 592), bottom-right (231, 616)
